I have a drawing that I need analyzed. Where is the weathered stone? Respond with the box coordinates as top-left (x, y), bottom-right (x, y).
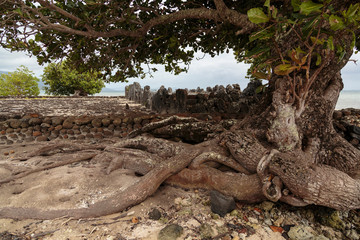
top-left (113, 118), bottom-right (122, 126)
top-left (55, 125), bottom-right (63, 131)
top-left (36, 136), bottom-right (48, 142)
top-left (52, 117), bottom-right (64, 126)
top-left (62, 118), bottom-right (74, 129)
top-left (33, 131), bottom-right (42, 137)
top-left (74, 117), bottom-right (92, 126)
top-left (29, 118), bottom-right (42, 126)
top-left (101, 118), bottom-right (111, 127)
top-left (210, 190), bottom-right (236, 217)
top-left (9, 119), bottom-right (22, 129)
top-left (41, 123), bottom-right (51, 128)
top-left (148, 208), bottom-right (161, 220)
top-left (288, 225), bottom-right (315, 240)
top-left (158, 224), bottom-right (183, 240)
top-left (91, 118), bottom-right (102, 128)
top-left (199, 223), bottom-right (215, 239)
top-left (94, 133), bottom-right (103, 139)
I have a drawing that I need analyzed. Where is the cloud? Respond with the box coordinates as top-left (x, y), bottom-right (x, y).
top-left (0, 48), bottom-right (45, 77)
top-left (1, 47), bottom-right (359, 90)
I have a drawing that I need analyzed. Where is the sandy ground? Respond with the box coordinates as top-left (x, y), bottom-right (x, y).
top-left (0, 141), bottom-right (291, 240)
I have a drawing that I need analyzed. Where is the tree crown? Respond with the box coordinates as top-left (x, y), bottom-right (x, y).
top-left (42, 61), bottom-right (104, 96)
top-left (0, 65), bottom-right (40, 97)
top-left (0, 0), bottom-right (359, 84)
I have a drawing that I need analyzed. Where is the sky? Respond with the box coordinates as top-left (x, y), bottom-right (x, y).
top-left (0, 47), bottom-right (359, 91)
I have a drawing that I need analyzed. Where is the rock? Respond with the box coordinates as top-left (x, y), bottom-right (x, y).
top-left (210, 190), bottom-right (236, 217)
top-left (113, 118), bottom-right (122, 126)
top-left (40, 123), bottom-right (51, 128)
top-left (32, 131), bottom-right (42, 137)
top-left (29, 118), bottom-right (42, 126)
top-left (199, 223), bottom-right (215, 239)
top-left (74, 117), bottom-right (92, 126)
top-left (333, 111), bottom-right (343, 120)
top-left (288, 225), bottom-right (315, 240)
top-left (91, 118), bottom-right (102, 128)
top-left (101, 118), bottom-right (111, 127)
top-left (314, 208), bottom-right (345, 231)
top-left (260, 201), bottom-right (275, 212)
top-left (148, 208), bottom-right (161, 220)
top-left (158, 224), bottom-right (183, 240)
top-left (62, 118), bottom-right (74, 129)
top-left (345, 229), bottom-right (360, 240)
top-left (36, 136), bottom-right (48, 142)
top-left (9, 119), bottom-right (22, 129)
top-left (52, 117), bottom-right (64, 126)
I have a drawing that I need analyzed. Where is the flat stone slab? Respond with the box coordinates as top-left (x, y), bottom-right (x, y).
top-left (0, 97), bottom-right (151, 118)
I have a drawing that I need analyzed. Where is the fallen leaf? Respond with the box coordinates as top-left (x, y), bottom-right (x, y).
top-left (270, 225), bottom-right (284, 233)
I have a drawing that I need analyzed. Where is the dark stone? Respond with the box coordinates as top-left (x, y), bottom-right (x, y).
top-left (350, 133), bottom-right (360, 141)
top-left (333, 111), bottom-right (343, 120)
top-left (242, 79), bottom-right (262, 96)
top-left (158, 224), bottom-right (183, 240)
top-left (148, 208), bottom-right (161, 220)
top-left (63, 118), bottom-right (74, 129)
top-left (29, 118), bottom-right (42, 126)
top-left (74, 117), bottom-right (92, 126)
top-left (350, 125), bottom-right (360, 135)
top-left (36, 136), bottom-right (48, 142)
top-left (52, 117), bottom-right (64, 126)
top-left (102, 118), bottom-right (111, 127)
top-left (91, 118), bottom-right (102, 128)
top-left (9, 119), bottom-right (22, 129)
top-left (113, 118), bottom-right (122, 126)
top-left (210, 190), bottom-right (236, 217)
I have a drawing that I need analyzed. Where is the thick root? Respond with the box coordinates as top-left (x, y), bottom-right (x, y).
top-left (270, 152), bottom-right (360, 210)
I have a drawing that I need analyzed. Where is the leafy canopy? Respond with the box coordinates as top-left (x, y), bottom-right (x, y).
top-left (0, 66), bottom-right (40, 97)
top-left (0, 0), bottom-right (359, 85)
top-left (42, 62), bottom-right (104, 96)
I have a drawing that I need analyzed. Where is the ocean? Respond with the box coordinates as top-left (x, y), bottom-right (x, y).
top-left (335, 91), bottom-right (360, 110)
top-left (40, 90), bottom-right (360, 110)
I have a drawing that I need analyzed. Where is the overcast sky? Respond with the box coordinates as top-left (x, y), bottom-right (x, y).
top-left (0, 47), bottom-right (359, 91)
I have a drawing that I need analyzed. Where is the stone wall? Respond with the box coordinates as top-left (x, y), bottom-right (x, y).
top-left (125, 81), bottom-right (262, 116)
top-left (0, 113), bottom-right (165, 145)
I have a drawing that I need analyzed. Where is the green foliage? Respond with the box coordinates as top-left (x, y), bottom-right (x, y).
top-left (0, 0), bottom-right (359, 86)
top-left (42, 62), bottom-right (104, 96)
top-left (243, 1), bottom-right (360, 100)
top-left (0, 66), bottom-right (39, 97)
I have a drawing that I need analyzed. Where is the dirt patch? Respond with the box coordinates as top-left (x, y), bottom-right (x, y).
top-left (1, 141), bottom-right (358, 240)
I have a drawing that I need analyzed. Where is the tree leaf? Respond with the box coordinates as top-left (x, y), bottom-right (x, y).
top-left (329, 15), bottom-right (345, 31)
top-left (300, 1), bottom-right (323, 16)
top-left (274, 64), bottom-right (297, 75)
top-left (316, 53), bottom-right (322, 66)
top-left (264, 0), bottom-right (271, 8)
top-left (327, 36), bottom-right (334, 51)
top-left (252, 71), bottom-right (269, 80)
top-left (291, 0), bottom-right (301, 12)
top-left (247, 8), bottom-right (270, 24)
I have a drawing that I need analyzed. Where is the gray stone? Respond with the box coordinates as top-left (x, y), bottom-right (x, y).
top-left (158, 224), bottom-right (183, 240)
top-left (199, 223), bottom-right (215, 239)
top-left (210, 190), bottom-right (236, 217)
top-left (288, 225), bottom-right (315, 240)
top-left (148, 208), bottom-right (161, 220)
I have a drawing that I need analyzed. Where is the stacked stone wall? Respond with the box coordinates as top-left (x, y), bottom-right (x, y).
top-left (0, 113), bottom-right (163, 145)
top-left (125, 81), bottom-right (262, 116)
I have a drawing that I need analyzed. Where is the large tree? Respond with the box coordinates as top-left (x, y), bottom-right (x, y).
top-left (0, 0), bottom-right (359, 219)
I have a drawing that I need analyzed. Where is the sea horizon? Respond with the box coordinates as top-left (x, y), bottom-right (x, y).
top-left (39, 89), bottom-right (360, 110)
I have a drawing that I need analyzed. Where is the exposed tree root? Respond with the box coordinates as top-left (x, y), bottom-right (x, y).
top-left (0, 148), bottom-right (201, 220)
top-left (0, 115), bottom-right (359, 220)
